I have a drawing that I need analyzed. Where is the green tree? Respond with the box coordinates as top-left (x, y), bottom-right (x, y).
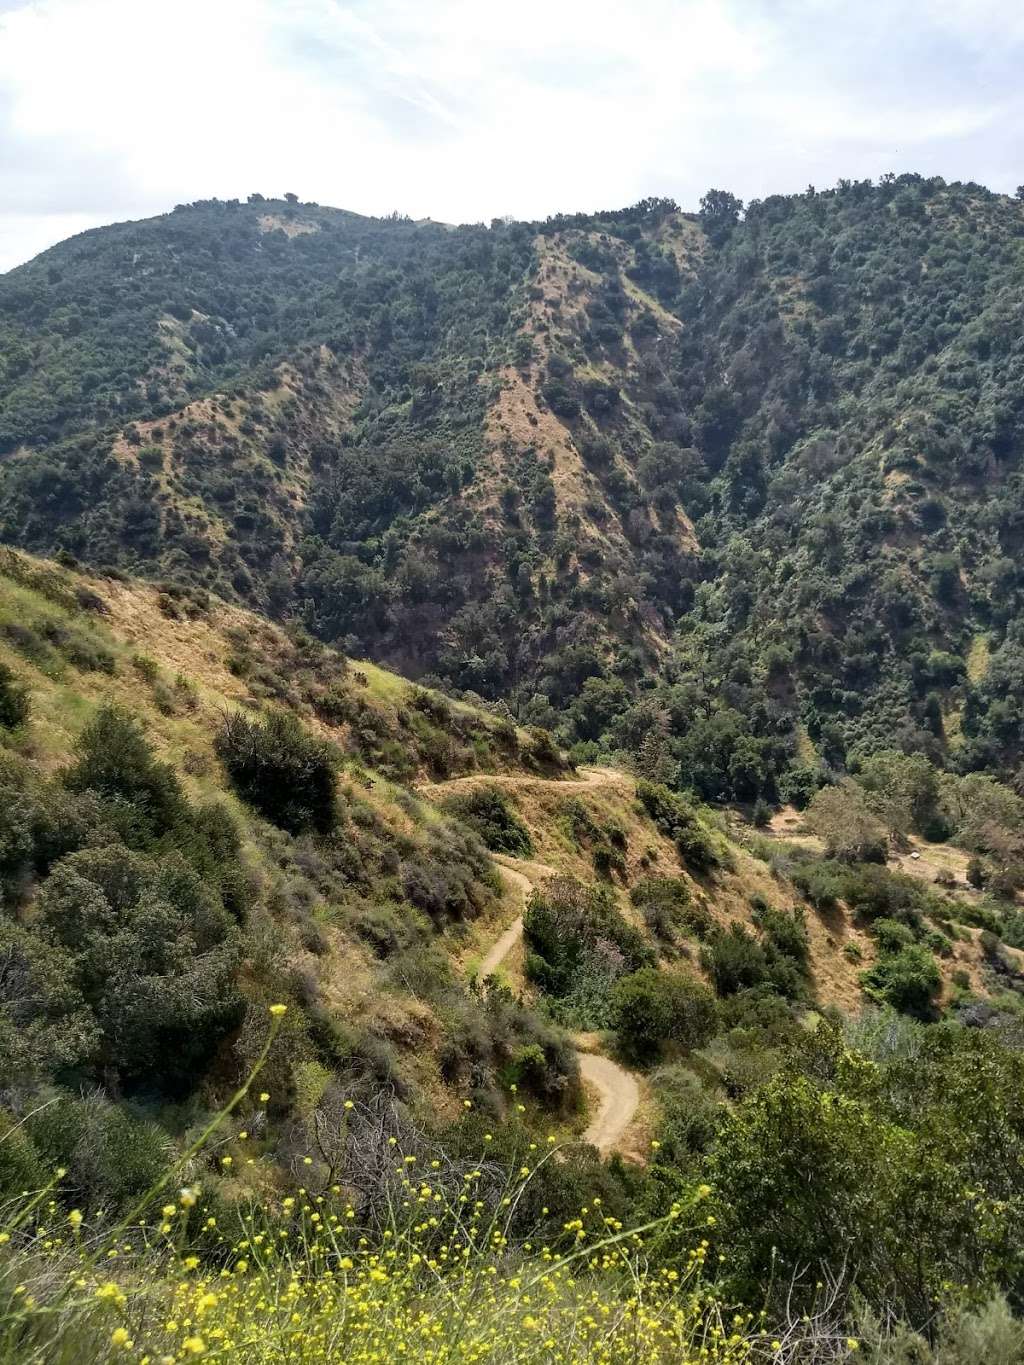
top-left (611, 968), bottom-right (717, 1062)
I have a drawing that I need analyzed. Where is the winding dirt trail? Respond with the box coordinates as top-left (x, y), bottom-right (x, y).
top-left (479, 854), bottom-right (641, 1156)
top-left (418, 764), bottom-right (642, 1153)
top-left (416, 765), bottom-right (625, 800)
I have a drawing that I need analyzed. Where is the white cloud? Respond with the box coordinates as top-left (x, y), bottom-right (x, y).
top-left (0, 0), bottom-right (1022, 271)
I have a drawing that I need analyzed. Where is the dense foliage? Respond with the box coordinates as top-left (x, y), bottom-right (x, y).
top-left (5, 179), bottom-right (1023, 806)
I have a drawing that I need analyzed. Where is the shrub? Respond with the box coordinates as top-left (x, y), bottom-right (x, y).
top-left (524, 877), bottom-right (653, 1026)
top-left (841, 864), bottom-right (930, 927)
top-left (0, 662), bottom-right (29, 728)
top-left (36, 844), bottom-right (241, 1085)
top-left (63, 704), bottom-right (187, 842)
top-left (611, 967), bottom-right (718, 1062)
top-left (701, 924), bottom-right (771, 997)
top-left (441, 785), bottom-right (533, 857)
top-left (216, 710), bottom-right (338, 833)
top-left (871, 917), bottom-right (915, 955)
top-left (630, 875), bottom-right (690, 941)
top-left (751, 903), bottom-right (809, 966)
top-left (860, 944), bottom-right (941, 1016)
top-left (701, 920), bottom-right (808, 1001)
top-left (636, 780), bottom-right (721, 872)
top-left (967, 856), bottom-right (988, 889)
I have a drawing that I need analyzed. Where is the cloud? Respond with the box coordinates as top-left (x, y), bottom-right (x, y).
top-left (0, 0), bottom-right (1022, 271)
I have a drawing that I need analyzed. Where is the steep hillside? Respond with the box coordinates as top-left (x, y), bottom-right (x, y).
top-left (3, 179), bottom-right (1024, 798)
top-left (6, 551), bottom-right (1024, 1349)
top-left (3, 549), bottom-right (1015, 1143)
top-left (0, 550), bottom-right (600, 1183)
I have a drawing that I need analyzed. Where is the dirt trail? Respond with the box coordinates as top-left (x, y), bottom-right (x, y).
top-left (416, 766), bottom-right (624, 799)
top-left (575, 1053), bottom-right (641, 1154)
top-left (477, 853), bottom-right (641, 1156)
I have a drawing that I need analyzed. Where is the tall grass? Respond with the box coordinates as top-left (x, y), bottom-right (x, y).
top-left (0, 1005), bottom-right (847, 1364)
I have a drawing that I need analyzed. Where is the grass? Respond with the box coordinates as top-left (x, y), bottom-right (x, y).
top-left (0, 1015), bottom-right (769, 1365)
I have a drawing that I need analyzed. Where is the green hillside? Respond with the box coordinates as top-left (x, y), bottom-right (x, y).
top-left (2, 180), bottom-right (1024, 795)
top-left (4, 176), bottom-right (1024, 1358)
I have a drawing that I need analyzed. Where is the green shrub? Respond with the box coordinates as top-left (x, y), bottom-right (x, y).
top-left (611, 967), bottom-right (718, 1062)
top-left (860, 944), bottom-right (941, 1015)
top-left (636, 780), bottom-right (721, 872)
top-left (751, 903), bottom-right (809, 966)
top-left (872, 917), bottom-right (916, 954)
top-left (700, 920), bottom-right (808, 1001)
top-left (0, 662), bottom-right (29, 728)
top-left (63, 704), bottom-right (186, 842)
top-left (216, 710), bottom-right (338, 834)
top-left (630, 875), bottom-right (691, 941)
top-left (701, 924), bottom-right (771, 997)
top-left (524, 877), bottom-right (653, 1026)
top-left (441, 785), bottom-right (533, 857)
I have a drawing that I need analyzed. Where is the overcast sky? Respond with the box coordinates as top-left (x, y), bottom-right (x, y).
top-left (1, 0), bottom-right (1022, 272)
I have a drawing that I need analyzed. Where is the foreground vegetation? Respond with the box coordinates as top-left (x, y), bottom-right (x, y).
top-left (3, 1021), bottom-right (1024, 1364)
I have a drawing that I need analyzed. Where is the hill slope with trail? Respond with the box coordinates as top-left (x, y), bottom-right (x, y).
top-left (483, 851), bottom-right (642, 1155)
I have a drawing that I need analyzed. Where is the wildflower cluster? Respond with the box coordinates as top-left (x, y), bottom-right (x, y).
top-left (0, 1152), bottom-right (758, 1363)
top-left (0, 1008), bottom-right (862, 1362)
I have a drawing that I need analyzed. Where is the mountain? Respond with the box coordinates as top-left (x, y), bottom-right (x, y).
top-left (2, 179), bottom-right (1024, 807)
top-left (6, 179), bottom-right (1024, 1352)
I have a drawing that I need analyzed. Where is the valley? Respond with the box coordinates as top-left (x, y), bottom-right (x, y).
top-left (2, 174), bottom-right (1024, 1359)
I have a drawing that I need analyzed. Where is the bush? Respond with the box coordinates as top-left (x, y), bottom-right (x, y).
top-left (64, 704), bottom-right (187, 841)
top-left (441, 785), bottom-right (533, 857)
top-left (630, 876), bottom-right (690, 941)
top-left (967, 856), bottom-right (988, 889)
top-left (701, 924), bottom-right (771, 997)
top-left (751, 902), bottom-right (809, 966)
top-left (0, 662), bottom-right (29, 728)
top-left (860, 944), bottom-right (941, 1016)
top-left (216, 710), bottom-right (338, 833)
top-left (524, 877), bottom-right (653, 1026)
top-left (700, 919), bottom-right (808, 1002)
top-left (36, 844), bottom-right (241, 1085)
top-left (611, 968), bottom-right (718, 1062)
top-left (872, 917), bottom-right (915, 954)
top-left (636, 781), bottom-right (722, 872)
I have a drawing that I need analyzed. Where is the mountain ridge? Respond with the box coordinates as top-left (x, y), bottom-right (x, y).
top-left (2, 176), bottom-right (1024, 795)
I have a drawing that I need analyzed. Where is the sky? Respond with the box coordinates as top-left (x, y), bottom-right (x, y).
top-left (1, 0), bottom-right (1023, 272)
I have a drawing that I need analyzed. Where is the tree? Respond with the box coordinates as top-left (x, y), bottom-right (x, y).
top-left (855, 750), bottom-right (943, 838)
top-left (216, 711), bottom-right (338, 834)
top-left (710, 1070), bottom-right (916, 1310)
top-left (611, 968), bottom-right (717, 1062)
top-left (806, 781), bottom-right (888, 862)
top-left (35, 845), bottom-right (240, 1084)
top-left (698, 189), bottom-right (743, 243)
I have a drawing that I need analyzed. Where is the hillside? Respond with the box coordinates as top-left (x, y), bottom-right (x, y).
top-left (4, 559), bottom-right (1024, 1357)
top-left (2, 547), bottom-right (1021, 1131)
top-left (6, 177), bottom-right (1024, 1353)
top-left (3, 179), bottom-right (1023, 796)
